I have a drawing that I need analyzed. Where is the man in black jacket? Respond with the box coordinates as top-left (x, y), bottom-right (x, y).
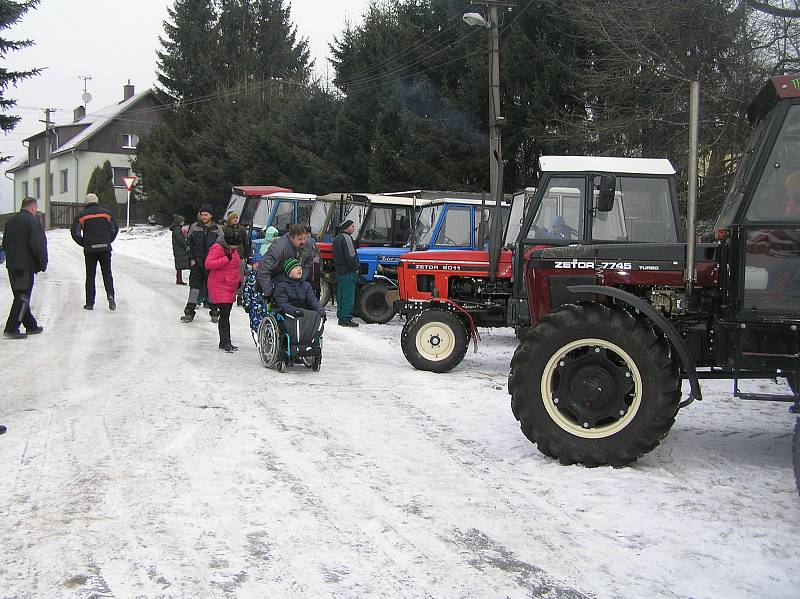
top-left (71, 193), bottom-right (119, 310)
top-left (332, 219), bottom-right (360, 327)
top-left (181, 204), bottom-right (222, 322)
top-left (2, 197), bottom-right (48, 339)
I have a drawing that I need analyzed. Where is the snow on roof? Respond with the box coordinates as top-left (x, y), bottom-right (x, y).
top-left (5, 154), bottom-right (29, 173)
top-left (51, 89), bottom-right (158, 157)
top-left (540, 156), bottom-right (676, 175)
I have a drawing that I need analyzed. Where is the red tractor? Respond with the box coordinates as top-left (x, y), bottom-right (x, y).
top-left (508, 75), bottom-right (800, 477)
top-left (394, 157), bottom-right (683, 372)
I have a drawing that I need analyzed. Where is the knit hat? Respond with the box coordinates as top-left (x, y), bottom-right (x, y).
top-left (226, 211), bottom-right (239, 223)
top-left (199, 203), bottom-right (214, 216)
top-left (283, 257), bottom-right (301, 274)
top-left (339, 219), bottom-right (354, 231)
top-left (85, 193), bottom-right (99, 205)
top-left (174, 214), bottom-right (185, 225)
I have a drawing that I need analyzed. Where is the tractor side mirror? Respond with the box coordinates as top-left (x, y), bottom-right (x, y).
top-left (596, 175), bottom-right (616, 212)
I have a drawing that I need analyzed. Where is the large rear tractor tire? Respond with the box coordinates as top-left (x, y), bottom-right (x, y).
top-left (508, 303), bottom-right (681, 467)
top-left (319, 279), bottom-right (333, 307)
top-left (401, 309), bottom-right (469, 373)
top-left (357, 282), bottom-right (396, 324)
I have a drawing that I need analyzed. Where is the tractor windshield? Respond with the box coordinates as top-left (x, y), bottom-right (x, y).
top-left (415, 205), bottom-right (444, 246)
top-left (251, 197), bottom-right (275, 229)
top-left (524, 179), bottom-right (585, 241)
top-left (320, 201), bottom-right (369, 238)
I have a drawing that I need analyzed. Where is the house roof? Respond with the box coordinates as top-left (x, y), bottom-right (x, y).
top-left (5, 88), bottom-right (162, 175)
top-left (51, 89), bottom-right (159, 157)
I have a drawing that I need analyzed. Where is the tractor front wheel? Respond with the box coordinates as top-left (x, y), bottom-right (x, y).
top-left (357, 282), bottom-right (396, 324)
top-left (401, 309), bottom-right (469, 373)
top-left (319, 279), bottom-right (333, 307)
top-left (509, 303), bottom-right (681, 467)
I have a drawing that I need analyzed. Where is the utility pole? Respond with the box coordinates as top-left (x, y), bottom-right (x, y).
top-left (464, 1), bottom-right (515, 283)
top-left (41, 108), bottom-right (56, 230)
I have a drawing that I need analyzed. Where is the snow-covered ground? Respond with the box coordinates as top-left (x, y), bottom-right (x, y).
top-left (1, 227), bottom-right (798, 598)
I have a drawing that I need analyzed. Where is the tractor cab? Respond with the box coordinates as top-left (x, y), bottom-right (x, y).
top-left (413, 198), bottom-right (511, 251)
top-left (224, 185), bottom-right (292, 229)
top-left (250, 192), bottom-right (318, 256)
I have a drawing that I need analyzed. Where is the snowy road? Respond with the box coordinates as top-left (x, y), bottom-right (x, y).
top-left (1, 228), bottom-right (798, 598)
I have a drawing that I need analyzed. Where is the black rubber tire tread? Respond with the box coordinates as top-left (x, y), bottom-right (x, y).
top-left (793, 417), bottom-right (800, 497)
top-left (401, 309), bottom-right (469, 373)
top-left (357, 282), bottom-right (396, 324)
top-left (319, 279), bottom-right (333, 307)
top-left (508, 303), bottom-right (681, 467)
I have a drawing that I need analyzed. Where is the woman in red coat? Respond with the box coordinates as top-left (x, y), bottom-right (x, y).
top-left (205, 232), bottom-right (242, 352)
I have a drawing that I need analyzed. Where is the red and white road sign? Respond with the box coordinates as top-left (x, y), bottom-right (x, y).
top-left (121, 176), bottom-right (137, 192)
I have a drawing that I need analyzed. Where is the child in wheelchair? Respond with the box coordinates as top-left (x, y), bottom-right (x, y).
top-left (252, 258), bottom-right (326, 371)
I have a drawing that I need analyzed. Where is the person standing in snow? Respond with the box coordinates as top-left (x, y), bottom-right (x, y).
top-left (2, 197), bottom-right (47, 339)
top-left (170, 215), bottom-right (190, 285)
top-left (242, 225), bottom-right (278, 332)
top-left (332, 219), bottom-right (359, 327)
top-left (181, 204), bottom-right (222, 323)
top-left (223, 211), bottom-right (250, 306)
top-left (205, 229), bottom-right (242, 352)
top-left (71, 193), bottom-right (119, 311)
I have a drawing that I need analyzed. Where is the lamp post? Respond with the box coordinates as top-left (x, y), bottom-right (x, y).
top-left (464, 2), bottom-right (514, 283)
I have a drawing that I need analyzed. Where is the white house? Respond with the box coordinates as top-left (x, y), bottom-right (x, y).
top-left (5, 83), bottom-right (163, 216)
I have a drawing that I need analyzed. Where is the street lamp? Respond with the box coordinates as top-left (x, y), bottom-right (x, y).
top-left (464, 4), bottom-right (505, 282)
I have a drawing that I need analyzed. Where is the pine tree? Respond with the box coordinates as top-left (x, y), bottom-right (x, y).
top-left (0, 0), bottom-right (40, 163)
top-left (156, 0), bottom-right (218, 101)
top-left (86, 161), bottom-right (116, 206)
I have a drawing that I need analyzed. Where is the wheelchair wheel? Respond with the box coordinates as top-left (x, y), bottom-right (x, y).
top-left (256, 314), bottom-right (281, 368)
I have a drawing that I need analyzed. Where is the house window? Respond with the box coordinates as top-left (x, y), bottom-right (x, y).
top-left (50, 132), bottom-right (58, 153)
top-left (21, 181), bottom-right (28, 198)
top-left (49, 173), bottom-right (54, 197)
top-left (122, 133), bottom-right (139, 149)
top-left (60, 169), bottom-right (69, 193)
top-left (33, 177), bottom-right (40, 199)
top-left (34, 146), bottom-right (40, 160)
top-left (112, 167), bottom-right (130, 188)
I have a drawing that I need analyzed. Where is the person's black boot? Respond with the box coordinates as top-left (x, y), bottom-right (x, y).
top-left (3, 330), bottom-right (27, 339)
top-left (108, 296), bottom-right (116, 311)
top-left (0, 424), bottom-right (6, 434)
top-left (181, 303), bottom-right (196, 323)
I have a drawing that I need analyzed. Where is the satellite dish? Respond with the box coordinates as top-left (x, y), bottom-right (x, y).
top-left (82, 91), bottom-right (92, 104)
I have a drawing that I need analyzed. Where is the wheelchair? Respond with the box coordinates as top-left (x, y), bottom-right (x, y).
top-left (254, 308), bottom-right (324, 373)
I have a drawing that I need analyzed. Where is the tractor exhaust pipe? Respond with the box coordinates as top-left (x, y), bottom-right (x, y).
top-left (684, 80), bottom-right (699, 294)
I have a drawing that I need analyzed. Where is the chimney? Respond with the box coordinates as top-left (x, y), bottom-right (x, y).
top-left (123, 80), bottom-right (135, 101)
top-left (73, 105), bottom-right (86, 123)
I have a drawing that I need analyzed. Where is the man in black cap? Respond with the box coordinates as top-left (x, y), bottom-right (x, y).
top-left (3, 197), bottom-right (47, 339)
top-left (332, 219), bottom-right (359, 327)
top-left (181, 204), bottom-right (222, 322)
top-left (71, 193), bottom-right (119, 310)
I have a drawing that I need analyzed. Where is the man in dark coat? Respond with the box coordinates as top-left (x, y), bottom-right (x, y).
top-left (181, 204), bottom-right (222, 322)
top-left (3, 197), bottom-right (48, 339)
top-left (71, 193), bottom-right (119, 311)
top-left (332, 219), bottom-right (360, 327)
top-left (256, 223), bottom-right (315, 297)
top-left (170, 214), bottom-right (190, 285)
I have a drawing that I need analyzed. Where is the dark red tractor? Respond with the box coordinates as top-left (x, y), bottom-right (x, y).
top-left (508, 75), bottom-right (800, 484)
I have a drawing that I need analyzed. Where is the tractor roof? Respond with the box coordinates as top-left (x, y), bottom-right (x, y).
top-left (266, 192), bottom-right (317, 201)
top-left (540, 156), bottom-right (676, 176)
top-left (233, 185), bottom-right (292, 196)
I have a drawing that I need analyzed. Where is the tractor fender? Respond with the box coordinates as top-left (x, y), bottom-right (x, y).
top-left (370, 274), bottom-right (397, 288)
top-left (567, 284), bottom-right (702, 407)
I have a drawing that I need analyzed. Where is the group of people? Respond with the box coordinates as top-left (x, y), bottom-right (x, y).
top-left (170, 205), bottom-right (363, 352)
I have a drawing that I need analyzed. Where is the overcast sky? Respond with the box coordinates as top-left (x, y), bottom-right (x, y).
top-left (0, 0), bottom-right (370, 212)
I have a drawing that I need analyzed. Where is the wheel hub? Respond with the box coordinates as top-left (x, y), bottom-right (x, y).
top-left (415, 322), bottom-right (455, 361)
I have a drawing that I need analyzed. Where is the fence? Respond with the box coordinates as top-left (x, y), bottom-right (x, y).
top-left (49, 201), bottom-right (151, 229)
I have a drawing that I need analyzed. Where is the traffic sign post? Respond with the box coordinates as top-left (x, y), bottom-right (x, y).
top-left (121, 176), bottom-right (137, 232)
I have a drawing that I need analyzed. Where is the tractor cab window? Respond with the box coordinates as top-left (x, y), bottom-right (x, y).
top-left (227, 194), bottom-right (246, 222)
top-left (361, 206), bottom-right (393, 243)
top-left (415, 205), bottom-right (443, 246)
top-left (395, 210), bottom-right (412, 244)
top-left (436, 206), bottom-right (471, 246)
top-left (525, 178), bottom-right (585, 242)
top-left (252, 197), bottom-right (274, 228)
top-left (746, 105), bottom-right (800, 222)
top-left (297, 202), bottom-right (314, 232)
top-left (272, 200), bottom-right (295, 233)
top-left (309, 200), bottom-right (329, 238)
top-left (592, 177), bottom-right (677, 243)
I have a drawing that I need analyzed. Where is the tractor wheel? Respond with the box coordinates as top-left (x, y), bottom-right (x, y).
top-left (401, 309), bottom-right (469, 373)
top-left (319, 279), bottom-right (333, 307)
top-left (508, 303), bottom-right (681, 467)
top-left (357, 282), bottom-right (396, 324)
